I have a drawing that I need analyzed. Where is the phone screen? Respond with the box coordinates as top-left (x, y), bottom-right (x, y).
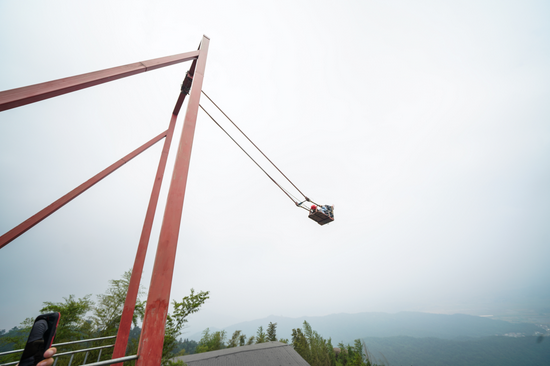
top-left (19, 313), bottom-right (60, 366)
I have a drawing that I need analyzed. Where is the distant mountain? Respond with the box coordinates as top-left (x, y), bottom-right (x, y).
top-left (187, 312), bottom-right (544, 344)
top-left (363, 336), bottom-right (550, 366)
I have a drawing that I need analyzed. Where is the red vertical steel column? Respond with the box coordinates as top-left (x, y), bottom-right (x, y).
top-left (111, 114), bottom-right (176, 362)
top-left (136, 35), bottom-right (210, 366)
top-left (111, 63), bottom-right (197, 364)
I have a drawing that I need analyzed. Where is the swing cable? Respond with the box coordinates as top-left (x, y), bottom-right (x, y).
top-left (198, 103), bottom-right (305, 207)
top-left (201, 90), bottom-right (313, 206)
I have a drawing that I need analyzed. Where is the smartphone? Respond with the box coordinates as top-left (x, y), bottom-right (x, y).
top-left (19, 313), bottom-right (60, 366)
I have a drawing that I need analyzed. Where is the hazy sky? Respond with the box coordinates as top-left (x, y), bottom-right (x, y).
top-left (1, 0), bottom-right (549, 335)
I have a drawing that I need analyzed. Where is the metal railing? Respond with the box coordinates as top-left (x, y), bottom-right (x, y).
top-left (0, 336), bottom-right (137, 366)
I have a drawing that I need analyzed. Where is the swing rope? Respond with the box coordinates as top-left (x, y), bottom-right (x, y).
top-left (198, 104), bottom-right (299, 206)
top-left (201, 90), bottom-right (311, 203)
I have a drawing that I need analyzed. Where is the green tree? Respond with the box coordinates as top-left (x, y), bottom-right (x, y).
top-left (93, 270), bottom-right (145, 337)
top-left (195, 329), bottom-right (226, 353)
top-left (162, 289), bottom-right (209, 364)
top-left (291, 321), bottom-right (378, 366)
top-left (336, 343), bottom-right (349, 365)
top-left (302, 321), bottom-right (331, 366)
top-left (176, 339), bottom-right (198, 355)
top-left (39, 295), bottom-right (96, 366)
top-left (227, 330), bottom-right (242, 348)
top-left (291, 327), bottom-right (311, 364)
top-left (327, 339), bottom-right (337, 366)
top-left (0, 271), bottom-right (207, 366)
top-left (239, 334), bottom-right (246, 346)
top-left (267, 322), bottom-right (277, 342)
top-left (40, 295), bottom-right (94, 342)
top-left (255, 326), bottom-right (267, 344)
top-left (0, 325), bottom-right (35, 363)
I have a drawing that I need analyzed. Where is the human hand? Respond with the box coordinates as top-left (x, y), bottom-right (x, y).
top-left (37, 347), bottom-right (57, 366)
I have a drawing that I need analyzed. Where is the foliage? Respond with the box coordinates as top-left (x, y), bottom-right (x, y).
top-left (162, 289), bottom-right (209, 364)
top-left (267, 322), bottom-right (277, 342)
top-left (174, 339), bottom-right (198, 355)
top-left (92, 270), bottom-right (145, 337)
top-left (0, 327), bottom-right (34, 363)
top-left (333, 340), bottom-right (375, 366)
top-left (41, 295), bottom-right (95, 342)
top-left (169, 289), bottom-right (210, 334)
top-left (40, 295), bottom-right (99, 366)
top-left (256, 326), bottom-right (267, 344)
top-left (291, 321), bottom-right (380, 366)
top-left (0, 271), bottom-right (206, 366)
top-left (194, 322), bottom-right (282, 354)
top-left (227, 330), bottom-right (242, 348)
top-left (162, 359), bottom-right (187, 366)
top-left (192, 322), bottom-right (284, 354)
top-left (195, 328), bottom-right (226, 353)
top-left (1, 295), bottom-right (99, 366)
top-left (292, 328), bottom-right (310, 363)
top-left (305, 321), bottom-right (333, 365)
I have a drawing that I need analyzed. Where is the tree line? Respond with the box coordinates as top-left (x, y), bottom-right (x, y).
top-left (1, 271), bottom-right (383, 366)
top-left (0, 270), bottom-right (208, 366)
top-left (184, 321), bottom-right (384, 365)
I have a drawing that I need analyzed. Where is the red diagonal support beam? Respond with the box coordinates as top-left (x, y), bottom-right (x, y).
top-left (136, 35), bottom-right (210, 366)
top-left (0, 130), bottom-right (167, 249)
top-left (111, 61), bottom-right (198, 365)
top-left (0, 50), bottom-right (199, 112)
top-left (1, 36), bottom-right (211, 366)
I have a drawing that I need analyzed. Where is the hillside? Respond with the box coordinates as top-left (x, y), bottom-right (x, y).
top-left (187, 312), bottom-right (544, 344)
top-left (363, 336), bottom-right (550, 366)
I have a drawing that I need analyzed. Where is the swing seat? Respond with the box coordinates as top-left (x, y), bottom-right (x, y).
top-left (308, 210), bottom-right (334, 226)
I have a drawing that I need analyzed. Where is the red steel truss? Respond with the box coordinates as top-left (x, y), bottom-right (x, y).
top-left (0, 35), bottom-right (210, 366)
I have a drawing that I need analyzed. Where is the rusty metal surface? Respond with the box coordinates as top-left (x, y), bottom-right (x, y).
top-left (136, 35), bottom-right (210, 366)
top-left (112, 60), bottom-right (198, 364)
top-left (110, 116), bottom-right (178, 365)
top-left (0, 50), bottom-right (199, 112)
top-left (0, 130), bottom-right (168, 249)
top-left (0, 36), bottom-right (211, 366)
top-left (173, 68), bottom-right (196, 115)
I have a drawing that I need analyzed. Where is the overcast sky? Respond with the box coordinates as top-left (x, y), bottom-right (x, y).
top-left (1, 0), bottom-right (549, 335)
